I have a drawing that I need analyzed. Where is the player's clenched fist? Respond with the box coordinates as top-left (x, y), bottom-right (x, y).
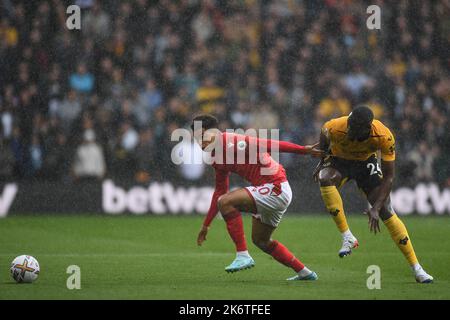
top-left (197, 225), bottom-right (209, 246)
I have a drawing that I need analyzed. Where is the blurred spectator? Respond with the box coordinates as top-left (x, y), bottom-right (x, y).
top-left (134, 79), bottom-right (162, 127)
top-left (69, 63), bottom-right (95, 94)
top-left (173, 139), bottom-right (206, 181)
top-left (73, 129), bottom-right (106, 180)
top-left (175, 64), bottom-right (200, 100)
top-left (191, 5), bottom-right (215, 43)
top-left (134, 128), bottom-right (155, 183)
top-left (53, 90), bottom-right (82, 130)
top-left (249, 103), bottom-right (279, 130)
top-left (0, 18), bottom-right (18, 47)
top-left (28, 134), bottom-right (43, 177)
top-left (120, 122), bottom-right (139, 152)
top-left (75, 0), bottom-right (94, 9)
top-left (42, 131), bottom-right (69, 180)
top-left (1, 105), bottom-right (14, 138)
top-left (230, 101), bottom-right (251, 129)
top-left (341, 63), bottom-right (375, 100)
top-left (317, 86), bottom-right (351, 121)
top-left (406, 141), bottom-right (437, 182)
top-left (81, 1), bottom-right (111, 42)
top-left (0, 0), bottom-right (448, 186)
top-left (196, 76), bottom-right (225, 113)
top-left (0, 137), bottom-right (15, 179)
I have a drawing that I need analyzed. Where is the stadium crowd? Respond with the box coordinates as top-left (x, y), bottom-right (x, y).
top-left (0, 0), bottom-right (449, 187)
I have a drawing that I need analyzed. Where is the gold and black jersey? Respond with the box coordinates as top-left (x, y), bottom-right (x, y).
top-left (322, 116), bottom-right (395, 161)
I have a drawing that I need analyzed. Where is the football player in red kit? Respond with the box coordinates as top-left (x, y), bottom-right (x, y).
top-left (192, 114), bottom-right (323, 280)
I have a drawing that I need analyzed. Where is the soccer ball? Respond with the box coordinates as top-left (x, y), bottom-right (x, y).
top-left (10, 255), bottom-right (40, 283)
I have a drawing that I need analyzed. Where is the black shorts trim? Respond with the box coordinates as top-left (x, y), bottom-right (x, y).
top-left (324, 155), bottom-right (382, 195)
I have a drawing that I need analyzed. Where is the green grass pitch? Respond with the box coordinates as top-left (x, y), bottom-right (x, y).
top-left (0, 214), bottom-right (449, 300)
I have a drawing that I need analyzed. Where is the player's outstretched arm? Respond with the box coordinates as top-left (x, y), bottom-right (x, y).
top-left (313, 130), bottom-right (331, 182)
top-left (197, 169), bottom-right (229, 246)
top-left (246, 136), bottom-right (324, 157)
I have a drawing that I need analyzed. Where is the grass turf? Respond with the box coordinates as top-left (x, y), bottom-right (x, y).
top-left (0, 215), bottom-right (449, 300)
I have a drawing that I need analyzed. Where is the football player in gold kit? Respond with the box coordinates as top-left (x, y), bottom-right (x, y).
top-left (314, 105), bottom-right (433, 283)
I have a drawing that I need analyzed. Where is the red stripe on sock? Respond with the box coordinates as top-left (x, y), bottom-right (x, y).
top-left (269, 240), bottom-right (304, 273)
top-left (224, 210), bottom-right (247, 252)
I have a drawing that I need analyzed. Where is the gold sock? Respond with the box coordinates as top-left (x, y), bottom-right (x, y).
top-left (320, 186), bottom-right (349, 233)
top-left (384, 214), bottom-right (418, 266)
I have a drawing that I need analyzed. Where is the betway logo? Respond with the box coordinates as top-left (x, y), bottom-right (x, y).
top-left (0, 184), bottom-right (18, 217)
top-left (102, 180), bottom-right (214, 215)
top-left (392, 183), bottom-right (450, 215)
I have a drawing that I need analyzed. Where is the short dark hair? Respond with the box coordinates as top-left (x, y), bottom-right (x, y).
top-left (348, 105), bottom-right (374, 125)
top-left (190, 114), bottom-right (219, 131)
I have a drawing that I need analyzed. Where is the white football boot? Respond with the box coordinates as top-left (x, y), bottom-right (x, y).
top-left (338, 234), bottom-right (359, 258)
top-left (413, 264), bottom-right (434, 283)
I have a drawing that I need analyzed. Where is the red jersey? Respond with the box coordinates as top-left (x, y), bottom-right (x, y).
top-left (212, 132), bottom-right (291, 186)
top-left (203, 132), bottom-right (307, 227)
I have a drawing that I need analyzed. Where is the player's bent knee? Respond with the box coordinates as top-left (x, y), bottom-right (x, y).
top-left (319, 171), bottom-right (341, 187)
top-left (318, 176), bottom-right (333, 186)
top-left (318, 175), bottom-right (336, 187)
top-left (218, 195), bottom-right (233, 215)
top-left (217, 195), bottom-right (228, 207)
top-left (217, 195), bottom-right (225, 208)
top-left (318, 169), bottom-right (336, 186)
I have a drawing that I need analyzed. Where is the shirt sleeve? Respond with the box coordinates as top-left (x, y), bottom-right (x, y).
top-left (380, 128), bottom-right (396, 161)
top-left (244, 136), bottom-right (307, 154)
top-left (203, 168), bottom-right (229, 227)
top-left (321, 120), bottom-right (332, 137)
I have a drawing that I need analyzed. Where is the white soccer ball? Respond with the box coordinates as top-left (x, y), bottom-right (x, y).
top-left (10, 255), bottom-right (40, 283)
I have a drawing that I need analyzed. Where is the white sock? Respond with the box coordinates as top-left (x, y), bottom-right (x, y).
top-left (411, 263), bottom-right (422, 273)
top-left (236, 250), bottom-right (250, 258)
top-left (298, 266), bottom-right (312, 277)
top-left (341, 229), bottom-right (354, 239)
